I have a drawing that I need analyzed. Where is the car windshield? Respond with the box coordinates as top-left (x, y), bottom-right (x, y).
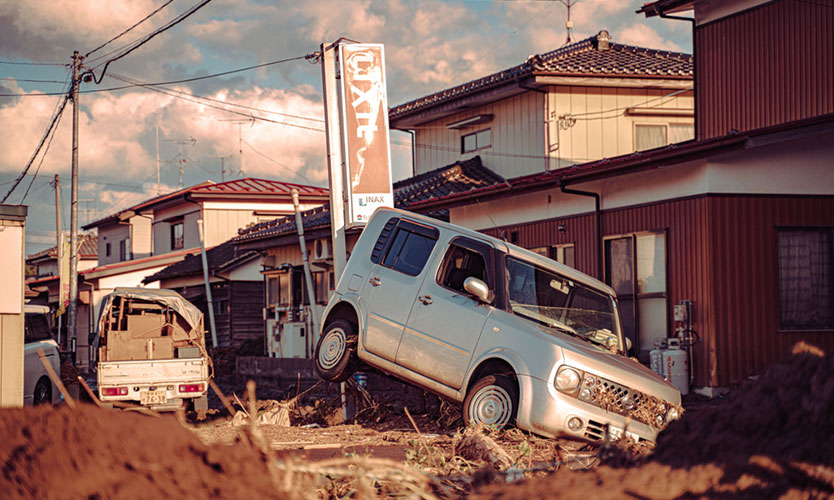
top-left (505, 256), bottom-right (621, 350)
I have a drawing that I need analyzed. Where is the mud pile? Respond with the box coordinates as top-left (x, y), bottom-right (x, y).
top-left (0, 404), bottom-right (281, 500)
top-left (471, 342), bottom-right (834, 500)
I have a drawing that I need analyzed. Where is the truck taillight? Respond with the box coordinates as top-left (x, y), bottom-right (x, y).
top-left (178, 384), bottom-right (204, 393)
top-left (102, 387), bottom-right (128, 396)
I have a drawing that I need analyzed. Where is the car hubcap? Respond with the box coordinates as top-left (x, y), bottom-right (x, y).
top-left (319, 328), bottom-right (347, 370)
top-left (35, 383), bottom-right (48, 405)
top-left (469, 386), bottom-right (512, 427)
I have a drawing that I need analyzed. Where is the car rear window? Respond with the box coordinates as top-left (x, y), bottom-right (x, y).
top-left (24, 313), bottom-right (52, 343)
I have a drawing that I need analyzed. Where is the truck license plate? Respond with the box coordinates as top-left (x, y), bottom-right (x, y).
top-left (140, 390), bottom-right (167, 405)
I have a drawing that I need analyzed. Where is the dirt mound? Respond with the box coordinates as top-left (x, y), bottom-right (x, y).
top-left (653, 341), bottom-right (834, 466)
top-left (0, 404), bottom-right (281, 500)
top-left (471, 343), bottom-right (834, 499)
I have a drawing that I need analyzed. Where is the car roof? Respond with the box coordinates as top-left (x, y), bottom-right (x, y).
top-left (24, 304), bottom-right (50, 314)
top-left (373, 207), bottom-right (617, 297)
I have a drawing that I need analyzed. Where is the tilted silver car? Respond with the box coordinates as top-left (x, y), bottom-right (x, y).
top-left (315, 207), bottom-right (681, 443)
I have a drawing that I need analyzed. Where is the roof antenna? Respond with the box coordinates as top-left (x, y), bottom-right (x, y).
top-left (559, 0), bottom-right (578, 45)
top-left (475, 198), bottom-right (506, 241)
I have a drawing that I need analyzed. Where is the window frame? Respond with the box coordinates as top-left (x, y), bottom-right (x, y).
top-left (633, 123), bottom-right (668, 151)
top-left (436, 237), bottom-right (493, 295)
top-left (777, 227), bottom-right (834, 331)
top-left (461, 128), bottom-right (492, 154)
top-left (377, 219), bottom-right (439, 277)
top-left (170, 221), bottom-right (184, 250)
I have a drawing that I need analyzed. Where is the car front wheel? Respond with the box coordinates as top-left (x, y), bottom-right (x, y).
top-left (314, 319), bottom-right (357, 382)
top-left (463, 374), bottom-right (518, 429)
top-left (33, 377), bottom-right (52, 406)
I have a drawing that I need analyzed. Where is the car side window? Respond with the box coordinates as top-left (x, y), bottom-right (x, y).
top-left (24, 313), bottom-right (52, 343)
top-left (379, 220), bottom-right (438, 276)
top-left (438, 243), bottom-right (489, 293)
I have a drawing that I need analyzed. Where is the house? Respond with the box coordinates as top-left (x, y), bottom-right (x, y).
top-left (389, 30), bottom-right (694, 178)
top-left (401, 0), bottom-right (834, 393)
top-left (25, 233), bottom-right (97, 352)
top-left (73, 178), bottom-right (330, 370)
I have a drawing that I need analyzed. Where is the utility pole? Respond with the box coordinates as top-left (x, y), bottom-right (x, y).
top-left (54, 174), bottom-right (62, 347)
top-left (68, 50), bottom-right (81, 360)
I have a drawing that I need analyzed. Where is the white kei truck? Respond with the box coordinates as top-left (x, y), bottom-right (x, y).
top-left (93, 288), bottom-right (211, 411)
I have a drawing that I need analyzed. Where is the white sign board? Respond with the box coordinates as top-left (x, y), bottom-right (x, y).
top-left (338, 43), bottom-right (394, 227)
top-left (0, 225), bottom-right (23, 314)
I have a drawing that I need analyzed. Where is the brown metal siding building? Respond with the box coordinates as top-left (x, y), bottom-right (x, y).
top-left (697, 0), bottom-right (834, 139)
top-left (480, 193), bottom-right (834, 387)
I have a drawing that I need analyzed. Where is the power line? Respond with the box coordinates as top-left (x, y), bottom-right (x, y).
top-left (241, 138), bottom-right (316, 185)
top-left (0, 77), bottom-right (68, 84)
top-left (0, 60), bottom-right (65, 66)
top-left (0, 54), bottom-right (314, 98)
top-left (85, 0), bottom-right (175, 58)
top-left (86, 0), bottom-right (215, 84)
top-left (1, 95), bottom-right (70, 203)
top-left (107, 70), bottom-right (324, 122)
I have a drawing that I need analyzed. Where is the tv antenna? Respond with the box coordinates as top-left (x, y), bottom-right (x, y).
top-left (219, 118), bottom-right (255, 177)
top-left (559, 0), bottom-right (579, 45)
top-left (164, 137), bottom-right (196, 188)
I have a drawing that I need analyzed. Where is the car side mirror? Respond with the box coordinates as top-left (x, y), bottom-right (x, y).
top-left (624, 337), bottom-right (633, 352)
top-left (463, 277), bottom-right (493, 304)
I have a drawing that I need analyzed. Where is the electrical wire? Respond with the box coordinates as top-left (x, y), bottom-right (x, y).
top-left (107, 73), bottom-right (327, 132)
top-left (107, 71), bottom-right (324, 122)
top-left (0, 60), bottom-right (65, 66)
top-left (84, 0), bottom-right (175, 58)
top-left (0, 77), bottom-right (68, 84)
top-left (241, 139), bottom-right (316, 186)
top-left (86, 0), bottom-right (215, 84)
top-left (1, 95), bottom-right (69, 203)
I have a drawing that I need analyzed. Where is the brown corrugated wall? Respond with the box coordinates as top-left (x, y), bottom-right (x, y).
top-left (481, 194), bottom-right (834, 388)
top-left (697, 0), bottom-right (834, 140)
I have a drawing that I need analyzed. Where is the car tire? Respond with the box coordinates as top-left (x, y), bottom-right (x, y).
top-left (463, 374), bottom-right (518, 430)
top-left (33, 377), bottom-right (52, 406)
top-left (314, 319), bottom-right (358, 382)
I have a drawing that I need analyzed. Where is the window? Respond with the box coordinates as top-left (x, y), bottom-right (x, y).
top-left (669, 124), bottom-right (695, 143)
top-left (530, 244), bottom-right (575, 268)
top-left (605, 232), bottom-right (667, 359)
top-left (462, 129), bottom-right (491, 153)
top-left (505, 257), bottom-right (618, 344)
top-left (212, 299), bottom-right (229, 316)
top-left (438, 240), bottom-right (490, 293)
top-left (312, 271), bottom-right (333, 305)
top-left (634, 124), bottom-right (667, 151)
top-left (266, 273), bottom-right (290, 308)
top-left (778, 229), bottom-right (834, 330)
top-left (170, 221), bottom-right (184, 250)
top-left (24, 313), bottom-right (52, 343)
top-left (380, 222), bottom-right (438, 276)
top-left (119, 238), bottom-right (131, 261)
top-left (105, 242), bottom-right (111, 257)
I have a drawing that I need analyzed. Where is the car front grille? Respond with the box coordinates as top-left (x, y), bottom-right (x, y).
top-left (578, 375), bottom-right (668, 429)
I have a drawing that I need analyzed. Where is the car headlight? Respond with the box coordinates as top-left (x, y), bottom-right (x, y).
top-left (665, 406), bottom-right (680, 424)
top-left (555, 366), bottom-right (582, 393)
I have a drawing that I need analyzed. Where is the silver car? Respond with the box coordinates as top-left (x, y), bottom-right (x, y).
top-left (315, 207), bottom-right (681, 443)
top-left (24, 305), bottom-right (61, 406)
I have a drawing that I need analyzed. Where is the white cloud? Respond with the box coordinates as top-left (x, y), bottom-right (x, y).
top-left (617, 23), bottom-right (684, 52)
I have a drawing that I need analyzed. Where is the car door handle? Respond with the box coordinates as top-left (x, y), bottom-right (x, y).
top-left (369, 277), bottom-right (381, 287)
top-left (418, 295), bottom-right (432, 305)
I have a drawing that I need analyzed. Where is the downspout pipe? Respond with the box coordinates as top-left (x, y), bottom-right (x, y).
top-left (560, 183), bottom-right (602, 279)
top-left (659, 11), bottom-right (697, 140)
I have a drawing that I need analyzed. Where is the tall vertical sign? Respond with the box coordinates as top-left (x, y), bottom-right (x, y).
top-left (337, 43), bottom-right (394, 227)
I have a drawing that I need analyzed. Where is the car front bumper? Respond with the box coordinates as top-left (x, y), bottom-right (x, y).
top-left (517, 374), bottom-right (660, 443)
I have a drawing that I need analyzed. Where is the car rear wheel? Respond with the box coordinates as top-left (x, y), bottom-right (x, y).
top-left (33, 377), bottom-right (52, 406)
top-left (463, 375), bottom-right (518, 429)
top-left (314, 319), bottom-right (358, 382)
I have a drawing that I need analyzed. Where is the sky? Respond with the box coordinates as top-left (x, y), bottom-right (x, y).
top-left (0, 0), bottom-right (691, 255)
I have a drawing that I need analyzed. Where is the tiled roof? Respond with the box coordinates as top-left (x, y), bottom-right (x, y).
top-left (142, 239), bottom-right (259, 284)
top-left (233, 156), bottom-right (504, 244)
top-left (389, 31), bottom-right (692, 121)
top-left (188, 178), bottom-right (329, 197)
top-left (84, 178), bottom-right (328, 229)
top-left (27, 233), bottom-right (97, 261)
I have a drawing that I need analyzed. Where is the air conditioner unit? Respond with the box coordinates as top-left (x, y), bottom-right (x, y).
top-left (313, 239), bottom-right (331, 260)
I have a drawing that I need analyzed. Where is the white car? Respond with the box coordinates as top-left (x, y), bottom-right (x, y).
top-left (24, 304), bottom-right (61, 406)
